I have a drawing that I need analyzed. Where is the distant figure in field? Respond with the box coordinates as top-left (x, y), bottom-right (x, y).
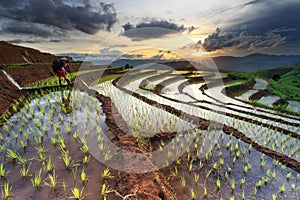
top-left (52, 57), bottom-right (71, 86)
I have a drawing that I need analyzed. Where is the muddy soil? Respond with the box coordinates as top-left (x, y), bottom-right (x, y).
top-left (249, 90), bottom-right (268, 101)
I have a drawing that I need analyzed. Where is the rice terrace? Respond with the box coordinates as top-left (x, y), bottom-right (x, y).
top-left (1, 0), bottom-right (300, 199)
top-left (0, 39), bottom-right (299, 200)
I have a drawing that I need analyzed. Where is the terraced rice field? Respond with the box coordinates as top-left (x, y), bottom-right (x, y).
top-left (0, 68), bottom-right (299, 199)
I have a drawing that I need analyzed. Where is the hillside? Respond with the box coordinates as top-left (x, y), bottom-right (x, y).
top-left (0, 42), bottom-right (80, 116)
top-left (226, 65), bottom-right (300, 103)
top-left (213, 53), bottom-right (300, 72)
top-left (252, 65), bottom-right (300, 101)
top-left (0, 41), bottom-right (56, 65)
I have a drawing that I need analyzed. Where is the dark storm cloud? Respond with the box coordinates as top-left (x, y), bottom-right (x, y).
top-left (0, 0), bottom-right (117, 37)
top-left (122, 20), bottom-right (194, 40)
top-left (203, 28), bottom-right (287, 51)
top-left (8, 39), bottom-right (61, 44)
top-left (135, 20), bottom-right (185, 31)
top-left (2, 23), bottom-right (58, 37)
top-left (120, 54), bottom-right (144, 59)
top-left (203, 1), bottom-right (300, 52)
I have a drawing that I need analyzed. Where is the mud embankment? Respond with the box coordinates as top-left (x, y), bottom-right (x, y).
top-left (93, 91), bottom-right (177, 200)
top-left (249, 90), bottom-right (268, 100)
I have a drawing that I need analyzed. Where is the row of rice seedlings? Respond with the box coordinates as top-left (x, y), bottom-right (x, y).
top-left (0, 90), bottom-right (75, 195)
top-left (115, 77), bottom-right (300, 164)
top-left (163, 125), bottom-right (300, 199)
top-left (0, 86), bottom-right (121, 199)
top-left (94, 81), bottom-right (195, 136)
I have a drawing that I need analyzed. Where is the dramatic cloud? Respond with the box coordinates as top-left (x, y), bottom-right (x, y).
top-left (2, 23), bottom-right (62, 38)
top-left (7, 39), bottom-right (61, 44)
top-left (203, 1), bottom-right (300, 53)
top-left (203, 28), bottom-right (287, 51)
top-left (0, 0), bottom-right (117, 37)
top-left (121, 20), bottom-right (194, 40)
top-left (99, 47), bottom-right (122, 57)
top-left (120, 54), bottom-right (144, 59)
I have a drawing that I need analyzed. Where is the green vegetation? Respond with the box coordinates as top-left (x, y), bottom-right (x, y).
top-left (227, 66), bottom-right (300, 111)
top-left (227, 71), bottom-right (255, 82)
top-left (3, 62), bottom-right (52, 68)
top-left (251, 65), bottom-right (300, 101)
top-left (96, 74), bottom-right (124, 84)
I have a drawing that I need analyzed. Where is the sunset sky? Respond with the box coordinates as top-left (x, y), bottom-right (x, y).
top-left (1, 0), bottom-right (300, 60)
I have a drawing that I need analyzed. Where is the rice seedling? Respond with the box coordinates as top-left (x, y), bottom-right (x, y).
top-left (6, 149), bottom-right (18, 163)
top-left (82, 155), bottom-right (90, 165)
top-left (44, 170), bottom-right (59, 191)
top-left (203, 185), bottom-right (207, 198)
top-left (193, 173), bottom-right (199, 184)
top-left (81, 169), bottom-right (87, 185)
top-left (0, 163), bottom-right (5, 178)
top-left (170, 167), bottom-right (178, 177)
top-left (180, 176), bottom-right (186, 187)
top-left (51, 137), bottom-right (58, 146)
top-left (231, 178), bottom-right (235, 192)
top-left (279, 184), bottom-right (286, 194)
top-left (216, 178), bottom-right (221, 191)
top-left (19, 140), bottom-right (27, 151)
top-left (101, 183), bottom-right (114, 200)
top-left (44, 157), bottom-right (54, 173)
top-left (272, 170), bottom-right (276, 179)
top-left (286, 172), bottom-right (292, 180)
top-left (291, 183), bottom-right (296, 191)
top-left (1, 182), bottom-right (12, 200)
top-left (38, 151), bottom-right (46, 163)
top-left (31, 169), bottom-right (42, 190)
top-left (240, 177), bottom-right (246, 187)
top-left (188, 160), bottom-right (193, 172)
top-left (260, 159), bottom-right (266, 168)
top-left (20, 163), bottom-right (31, 178)
top-left (253, 186), bottom-right (257, 197)
top-left (73, 132), bottom-right (79, 141)
top-left (70, 187), bottom-right (85, 200)
top-left (80, 143), bottom-right (89, 155)
top-left (190, 188), bottom-right (196, 199)
top-left (101, 168), bottom-right (114, 179)
top-left (60, 147), bottom-right (75, 170)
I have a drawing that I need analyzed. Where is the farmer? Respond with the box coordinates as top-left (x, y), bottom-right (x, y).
top-left (52, 57), bottom-right (71, 86)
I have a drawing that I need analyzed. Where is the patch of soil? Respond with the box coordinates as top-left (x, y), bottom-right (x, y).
top-left (0, 63), bottom-right (80, 117)
top-left (223, 81), bottom-right (255, 97)
top-left (249, 90), bottom-right (268, 101)
top-left (93, 92), bottom-right (176, 200)
top-left (273, 98), bottom-right (289, 107)
top-left (2, 63), bottom-right (80, 86)
top-left (0, 41), bottom-right (56, 65)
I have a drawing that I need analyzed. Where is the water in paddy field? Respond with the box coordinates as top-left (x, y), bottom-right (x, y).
top-left (0, 90), bottom-right (107, 152)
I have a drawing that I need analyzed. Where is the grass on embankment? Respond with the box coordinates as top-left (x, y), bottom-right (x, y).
top-left (253, 65), bottom-right (300, 101)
